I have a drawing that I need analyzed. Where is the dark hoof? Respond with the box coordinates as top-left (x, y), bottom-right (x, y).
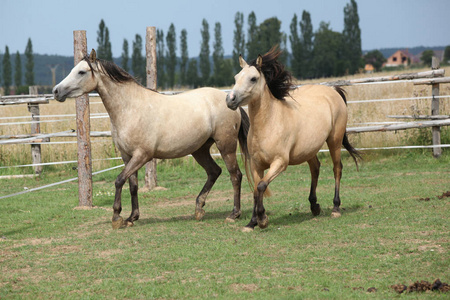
top-left (112, 216), bottom-right (124, 229)
top-left (257, 215), bottom-right (269, 229)
top-left (311, 203), bottom-right (321, 216)
top-left (225, 209), bottom-right (241, 222)
top-left (195, 208), bottom-right (205, 220)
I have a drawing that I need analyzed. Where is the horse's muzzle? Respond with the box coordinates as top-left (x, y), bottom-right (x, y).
top-left (226, 92), bottom-right (239, 110)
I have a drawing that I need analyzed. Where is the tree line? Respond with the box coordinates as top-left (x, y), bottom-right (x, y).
top-left (1, 38), bottom-right (34, 95)
top-left (97, 0), bottom-right (365, 89)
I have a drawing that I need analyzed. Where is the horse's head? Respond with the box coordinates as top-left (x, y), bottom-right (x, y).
top-left (53, 49), bottom-right (99, 102)
top-left (226, 55), bottom-right (265, 110)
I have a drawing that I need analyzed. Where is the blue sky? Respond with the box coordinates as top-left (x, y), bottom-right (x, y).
top-left (1, 0), bottom-right (449, 58)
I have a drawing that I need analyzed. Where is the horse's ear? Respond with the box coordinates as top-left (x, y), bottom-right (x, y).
top-left (89, 49), bottom-right (97, 62)
top-left (256, 55), bottom-right (263, 68)
top-left (239, 55), bottom-right (248, 68)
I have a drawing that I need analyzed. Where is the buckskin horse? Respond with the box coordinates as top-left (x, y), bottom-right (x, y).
top-left (226, 47), bottom-right (361, 231)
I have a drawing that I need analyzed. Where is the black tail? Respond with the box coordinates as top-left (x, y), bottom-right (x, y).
top-left (334, 86), bottom-right (363, 170)
top-left (238, 107), bottom-right (257, 191)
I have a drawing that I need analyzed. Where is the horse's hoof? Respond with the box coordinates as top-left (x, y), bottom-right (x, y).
top-left (331, 211), bottom-right (341, 218)
top-left (311, 203), bottom-right (321, 216)
top-left (225, 217), bottom-right (235, 223)
top-left (242, 226), bottom-right (254, 233)
top-left (257, 215), bottom-right (269, 229)
top-left (195, 208), bottom-right (205, 221)
top-left (112, 216), bottom-right (124, 229)
top-left (125, 220), bottom-right (134, 227)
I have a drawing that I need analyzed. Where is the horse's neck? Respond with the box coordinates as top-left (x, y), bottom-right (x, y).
top-left (248, 86), bottom-right (277, 127)
top-left (96, 77), bottom-right (153, 121)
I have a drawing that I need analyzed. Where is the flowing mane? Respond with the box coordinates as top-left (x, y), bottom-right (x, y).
top-left (249, 47), bottom-right (294, 101)
top-left (84, 55), bottom-right (138, 84)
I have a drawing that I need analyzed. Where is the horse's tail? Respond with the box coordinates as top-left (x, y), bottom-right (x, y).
top-left (334, 86), bottom-right (363, 170)
top-left (238, 108), bottom-right (253, 189)
top-left (237, 108), bottom-right (272, 197)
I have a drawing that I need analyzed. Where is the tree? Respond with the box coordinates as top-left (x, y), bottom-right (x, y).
top-left (199, 19), bottom-right (210, 85)
top-left (156, 29), bottom-right (166, 88)
top-left (212, 22), bottom-right (225, 86)
top-left (179, 29), bottom-right (188, 86)
top-left (343, 0), bottom-right (362, 74)
top-left (14, 51), bottom-right (22, 89)
top-left (258, 17), bottom-right (287, 64)
top-left (166, 24), bottom-right (177, 88)
top-left (246, 12), bottom-right (259, 60)
top-left (186, 58), bottom-right (199, 88)
top-left (97, 19), bottom-right (113, 61)
top-left (232, 12), bottom-right (245, 72)
top-left (2, 46), bottom-right (12, 95)
top-left (443, 46), bottom-right (450, 65)
top-left (24, 38), bottom-right (34, 86)
top-left (131, 34), bottom-right (145, 84)
top-left (420, 50), bottom-right (434, 66)
top-left (121, 39), bottom-right (129, 72)
top-left (289, 14), bottom-right (302, 78)
top-left (364, 50), bottom-right (386, 72)
top-left (313, 22), bottom-right (345, 78)
top-left (300, 10), bottom-right (314, 78)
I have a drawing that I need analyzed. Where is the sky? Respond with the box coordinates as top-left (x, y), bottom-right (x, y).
top-left (1, 0), bottom-right (450, 58)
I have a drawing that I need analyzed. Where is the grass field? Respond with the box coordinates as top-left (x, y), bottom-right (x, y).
top-left (1, 151), bottom-right (449, 299)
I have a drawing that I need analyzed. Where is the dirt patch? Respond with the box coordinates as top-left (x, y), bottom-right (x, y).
top-left (419, 191), bottom-right (450, 201)
top-left (391, 279), bottom-right (449, 294)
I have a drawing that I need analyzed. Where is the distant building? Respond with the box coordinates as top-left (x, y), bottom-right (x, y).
top-left (384, 49), bottom-right (414, 67)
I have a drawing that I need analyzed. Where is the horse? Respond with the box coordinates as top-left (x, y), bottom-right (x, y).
top-left (226, 47), bottom-right (361, 231)
top-left (53, 49), bottom-right (250, 229)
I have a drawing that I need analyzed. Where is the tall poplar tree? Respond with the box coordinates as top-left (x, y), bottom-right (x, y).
top-left (186, 58), bottom-right (199, 88)
top-left (289, 14), bottom-right (302, 78)
top-left (246, 12), bottom-right (259, 60)
top-left (232, 12), bottom-right (245, 72)
top-left (199, 19), bottom-right (210, 85)
top-left (131, 34), bottom-right (145, 84)
top-left (258, 17), bottom-right (287, 64)
top-left (156, 29), bottom-right (166, 88)
top-left (121, 39), bottom-right (129, 72)
top-left (24, 38), bottom-right (34, 86)
top-left (2, 46), bottom-right (12, 95)
top-left (179, 29), bottom-right (188, 86)
top-left (14, 51), bottom-right (22, 89)
top-left (165, 23), bottom-right (177, 88)
top-left (212, 22), bottom-right (225, 86)
top-left (343, 0), bottom-right (362, 74)
top-left (97, 19), bottom-right (113, 61)
top-left (300, 11), bottom-right (314, 78)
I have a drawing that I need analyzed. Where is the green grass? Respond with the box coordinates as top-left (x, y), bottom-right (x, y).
top-left (1, 151), bottom-right (449, 299)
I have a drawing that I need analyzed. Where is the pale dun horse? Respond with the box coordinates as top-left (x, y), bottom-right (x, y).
top-left (53, 49), bottom-right (250, 229)
top-left (226, 47), bottom-right (361, 231)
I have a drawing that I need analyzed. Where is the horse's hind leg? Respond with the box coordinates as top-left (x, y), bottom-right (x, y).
top-left (191, 140), bottom-right (222, 220)
top-left (216, 144), bottom-right (243, 221)
top-left (307, 156), bottom-right (321, 216)
top-left (327, 143), bottom-right (343, 218)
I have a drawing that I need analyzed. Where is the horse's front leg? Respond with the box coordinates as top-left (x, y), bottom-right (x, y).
top-left (112, 153), bottom-right (148, 229)
top-left (124, 171), bottom-right (139, 227)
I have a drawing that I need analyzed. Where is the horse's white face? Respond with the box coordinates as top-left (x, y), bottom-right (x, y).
top-left (226, 55), bottom-right (265, 110)
top-left (53, 59), bottom-right (98, 102)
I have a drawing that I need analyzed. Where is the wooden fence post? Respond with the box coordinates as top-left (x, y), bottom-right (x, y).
top-left (431, 57), bottom-right (442, 158)
top-left (143, 26), bottom-right (158, 191)
top-left (27, 85), bottom-right (42, 175)
top-left (74, 30), bottom-right (93, 207)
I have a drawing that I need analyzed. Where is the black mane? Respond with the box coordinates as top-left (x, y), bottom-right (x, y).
top-left (249, 46), bottom-right (294, 101)
top-left (84, 55), bottom-right (138, 84)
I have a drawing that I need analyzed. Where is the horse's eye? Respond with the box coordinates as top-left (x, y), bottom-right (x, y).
top-left (250, 77), bottom-right (257, 83)
top-left (78, 71), bottom-right (86, 75)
